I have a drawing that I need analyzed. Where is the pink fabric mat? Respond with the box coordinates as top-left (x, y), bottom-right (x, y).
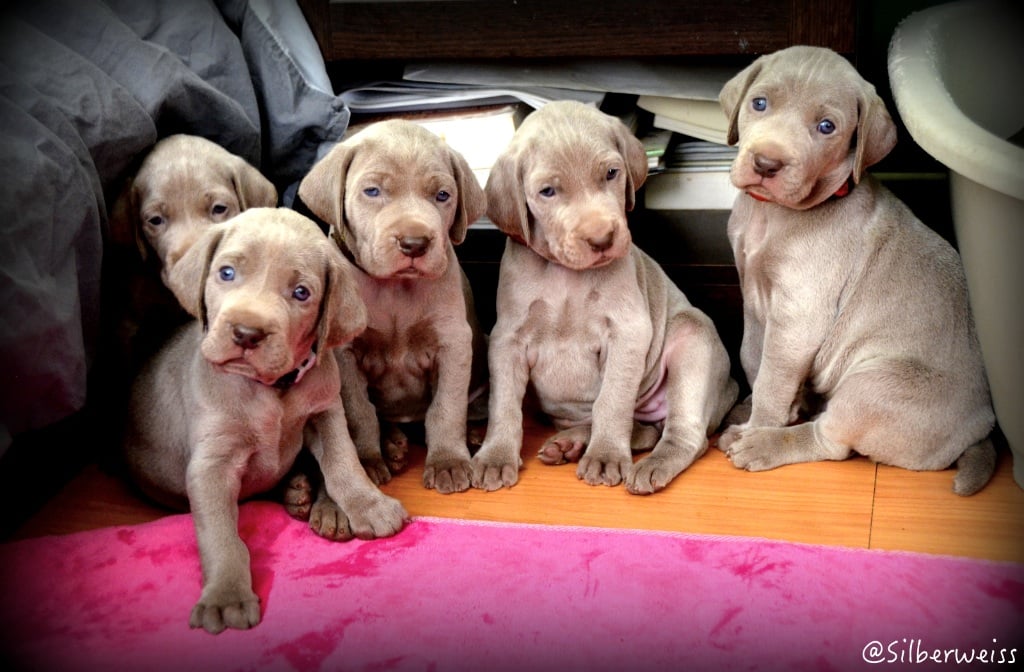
top-left (1, 501), bottom-right (1021, 672)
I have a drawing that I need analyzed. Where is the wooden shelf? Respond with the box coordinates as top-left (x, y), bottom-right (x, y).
top-left (297, 0), bottom-right (857, 62)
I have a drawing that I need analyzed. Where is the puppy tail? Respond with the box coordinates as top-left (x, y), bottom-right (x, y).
top-left (952, 437), bottom-right (997, 496)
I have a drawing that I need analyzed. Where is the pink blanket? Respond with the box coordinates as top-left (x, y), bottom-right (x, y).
top-left (1, 501), bottom-right (1021, 671)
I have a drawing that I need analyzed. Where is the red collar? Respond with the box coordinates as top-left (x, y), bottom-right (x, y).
top-left (747, 176), bottom-right (852, 203)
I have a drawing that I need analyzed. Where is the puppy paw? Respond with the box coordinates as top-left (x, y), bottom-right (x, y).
top-left (282, 472), bottom-right (313, 521)
top-left (360, 457), bottom-right (393, 486)
top-left (383, 424), bottom-right (410, 474)
top-left (717, 424), bottom-right (746, 454)
top-left (189, 586), bottom-right (260, 634)
top-left (309, 492), bottom-right (355, 541)
top-left (423, 454), bottom-right (473, 494)
top-left (467, 421), bottom-right (487, 450)
top-left (726, 427), bottom-right (786, 471)
top-left (626, 454), bottom-right (683, 495)
top-left (576, 446), bottom-right (631, 487)
top-left (470, 445), bottom-right (522, 490)
top-left (345, 492), bottom-right (408, 540)
top-left (537, 426), bottom-right (590, 465)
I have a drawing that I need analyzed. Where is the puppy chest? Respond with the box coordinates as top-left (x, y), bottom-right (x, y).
top-left (521, 297), bottom-right (616, 403)
top-left (353, 320), bottom-right (440, 410)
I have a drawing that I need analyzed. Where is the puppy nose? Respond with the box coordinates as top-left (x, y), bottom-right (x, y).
top-left (753, 154), bottom-right (784, 178)
top-left (232, 324), bottom-right (266, 349)
top-left (398, 235), bottom-right (430, 258)
top-left (587, 231), bottom-right (614, 253)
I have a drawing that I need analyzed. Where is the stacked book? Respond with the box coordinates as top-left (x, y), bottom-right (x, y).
top-left (643, 138), bottom-right (739, 211)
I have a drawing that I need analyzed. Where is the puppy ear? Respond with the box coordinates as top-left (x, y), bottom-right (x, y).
top-left (166, 224), bottom-right (224, 323)
top-left (108, 178), bottom-right (149, 260)
top-left (317, 247), bottom-right (367, 350)
top-left (719, 58), bottom-right (765, 146)
top-left (298, 142), bottom-right (358, 251)
top-left (229, 157), bottom-right (278, 209)
top-left (446, 145), bottom-right (486, 245)
top-left (852, 86), bottom-right (897, 182)
top-left (485, 148), bottom-right (530, 245)
top-left (611, 119), bottom-right (649, 212)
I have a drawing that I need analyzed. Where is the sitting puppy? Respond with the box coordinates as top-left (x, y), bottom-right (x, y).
top-left (108, 134), bottom-right (278, 371)
top-left (123, 208), bottom-right (407, 634)
top-left (716, 46), bottom-right (996, 495)
top-left (297, 120), bottom-right (489, 493)
top-left (472, 100), bottom-right (738, 494)
top-left (111, 134), bottom-right (278, 281)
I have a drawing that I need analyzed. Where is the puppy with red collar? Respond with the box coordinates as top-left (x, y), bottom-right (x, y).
top-left (718, 46), bottom-right (996, 495)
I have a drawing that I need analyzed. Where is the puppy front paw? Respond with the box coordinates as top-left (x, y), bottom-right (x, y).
top-left (282, 471), bottom-right (313, 521)
top-left (576, 444), bottom-right (632, 487)
top-left (360, 457), bottom-right (393, 486)
top-left (189, 585), bottom-right (260, 634)
top-left (346, 492), bottom-right (409, 540)
top-left (537, 426), bottom-right (590, 465)
top-left (470, 444), bottom-right (522, 490)
top-left (309, 490), bottom-right (355, 541)
top-left (717, 423), bottom-right (747, 454)
top-left (423, 453), bottom-right (473, 494)
top-left (382, 423), bottom-right (410, 474)
top-left (627, 453), bottom-right (684, 495)
top-left (725, 426), bottom-right (786, 471)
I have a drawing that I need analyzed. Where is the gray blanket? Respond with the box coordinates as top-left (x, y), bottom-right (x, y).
top-left (0, 0), bottom-right (350, 451)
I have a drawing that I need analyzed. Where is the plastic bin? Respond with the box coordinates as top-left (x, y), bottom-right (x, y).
top-left (888, 0), bottom-right (1024, 488)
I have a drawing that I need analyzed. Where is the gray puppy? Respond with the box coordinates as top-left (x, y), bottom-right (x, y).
top-left (472, 101), bottom-right (737, 494)
top-left (717, 46), bottom-right (996, 495)
top-left (123, 208), bottom-right (407, 634)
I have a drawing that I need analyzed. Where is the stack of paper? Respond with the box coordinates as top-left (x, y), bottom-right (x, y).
top-left (635, 96), bottom-right (730, 145)
top-left (643, 140), bottom-right (740, 210)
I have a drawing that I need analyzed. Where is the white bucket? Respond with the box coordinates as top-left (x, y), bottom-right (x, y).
top-left (888, 0), bottom-right (1024, 488)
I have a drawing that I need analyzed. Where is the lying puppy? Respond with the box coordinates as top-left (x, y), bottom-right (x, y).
top-left (108, 134), bottom-right (278, 370)
top-left (717, 46), bottom-right (996, 495)
top-left (297, 119), bottom-right (488, 493)
top-left (472, 100), bottom-right (737, 494)
top-left (123, 208), bottom-right (407, 634)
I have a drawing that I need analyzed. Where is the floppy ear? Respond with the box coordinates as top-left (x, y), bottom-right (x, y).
top-left (108, 178), bottom-right (149, 260)
top-left (852, 85), bottom-right (898, 182)
top-left (719, 57), bottom-right (765, 146)
top-left (298, 142), bottom-right (359, 252)
top-left (166, 224), bottom-right (225, 324)
top-left (229, 156), bottom-right (278, 209)
top-left (446, 145), bottom-right (486, 245)
top-left (317, 246), bottom-right (368, 349)
top-left (484, 148), bottom-right (530, 244)
top-left (610, 118), bottom-right (649, 212)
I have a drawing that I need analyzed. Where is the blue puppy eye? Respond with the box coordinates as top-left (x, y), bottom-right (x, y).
top-left (363, 187), bottom-right (380, 197)
top-left (436, 190), bottom-right (451, 203)
top-left (606, 168), bottom-right (620, 181)
top-left (218, 266), bottom-right (235, 281)
top-left (818, 119), bottom-right (836, 134)
top-left (539, 186), bottom-right (556, 198)
top-left (752, 97), bottom-right (767, 112)
top-left (293, 285), bottom-right (310, 301)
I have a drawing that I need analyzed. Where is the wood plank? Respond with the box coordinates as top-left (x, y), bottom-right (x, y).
top-left (870, 449), bottom-right (1024, 563)
top-left (296, 0), bottom-right (855, 61)
top-left (377, 417), bottom-right (877, 549)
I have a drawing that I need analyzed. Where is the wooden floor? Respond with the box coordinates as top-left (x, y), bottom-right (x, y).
top-left (9, 416), bottom-right (1024, 564)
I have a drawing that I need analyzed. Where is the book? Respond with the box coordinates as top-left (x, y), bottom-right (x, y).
top-left (636, 95), bottom-right (730, 145)
top-left (642, 138), bottom-right (739, 210)
top-left (339, 80), bottom-right (603, 114)
top-left (643, 170), bottom-right (740, 210)
top-left (345, 104), bottom-right (528, 188)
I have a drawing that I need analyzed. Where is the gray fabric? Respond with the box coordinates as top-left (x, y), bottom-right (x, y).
top-left (0, 0), bottom-right (348, 452)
